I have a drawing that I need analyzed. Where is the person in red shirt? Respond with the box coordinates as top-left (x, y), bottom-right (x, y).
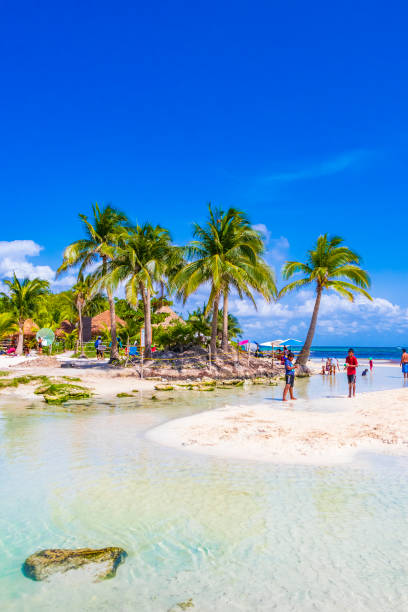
top-left (345, 348), bottom-right (358, 397)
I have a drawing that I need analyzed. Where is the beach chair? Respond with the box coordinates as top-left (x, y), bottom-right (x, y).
top-left (125, 346), bottom-right (139, 366)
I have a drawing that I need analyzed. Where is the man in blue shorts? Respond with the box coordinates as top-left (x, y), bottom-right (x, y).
top-left (283, 351), bottom-right (298, 401)
top-left (400, 348), bottom-right (408, 380)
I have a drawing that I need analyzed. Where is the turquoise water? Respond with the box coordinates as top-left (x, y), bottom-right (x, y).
top-left (1, 367), bottom-right (408, 611)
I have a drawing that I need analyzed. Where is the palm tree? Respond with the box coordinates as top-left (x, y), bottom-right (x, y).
top-left (100, 223), bottom-right (173, 358)
top-left (57, 202), bottom-right (129, 360)
top-left (174, 205), bottom-right (276, 356)
top-left (218, 309), bottom-right (242, 341)
top-left (72, 274), bottom-right (97, 357)
top-left (279, 234), bottom-right (372, 372)
top-left (0, 274), bottom-right (50, 354)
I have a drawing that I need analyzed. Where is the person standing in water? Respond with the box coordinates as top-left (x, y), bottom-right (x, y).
top-left (369, 357), bottom-right (373, 372)
top-left (400, 348), bottom-right (408, 380)
top-left (345, 348), bottom-right (358, 398)
top-left (283, 351), bottom-right (298, 401)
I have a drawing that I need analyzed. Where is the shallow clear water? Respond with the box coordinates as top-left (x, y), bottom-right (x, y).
top-left (1, 367), bottom-right (408, 611)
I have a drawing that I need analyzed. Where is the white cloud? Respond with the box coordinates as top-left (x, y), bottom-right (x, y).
top-left (266, 236), bottom-right (290, 265)
top-left (252, 223), bottom-right (271, 243)
top-left (0, 239), bottom-right (75, 288)
top-left (0, 240), bottom-right (55, 281)
top-left (228, 288), bottom-right (408, 341)
top-left (265, 150), bottom-right (368, 182)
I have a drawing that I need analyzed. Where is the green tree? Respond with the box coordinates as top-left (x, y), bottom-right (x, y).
top-left (0, 312), bottom-right (18, 340)
top-left (174, 205), bottom-right (276, 355)
top-left (71, 274), bottom-right (97, 357)
top-left (280, 234), bottom-right (372, 371)
top-left (1, 274), bottom-right (50, 354)
top-left (57, 202), bottom-right (129, 360)
top-left (100, 224), bottom-right (174, 357)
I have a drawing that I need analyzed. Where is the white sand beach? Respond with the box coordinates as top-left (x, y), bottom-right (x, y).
top-left (147, 386), bottom-right (408, 465)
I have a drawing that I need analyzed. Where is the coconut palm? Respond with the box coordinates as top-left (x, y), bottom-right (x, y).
top-left (99, 224), bottom-right (173, 358)
top-left (279, 234), bottom-right (372, 372)
top-left (174, 205), bottom-right (276, 356)
top-left (57, 202), bottom-right (129, 360)
top-left (72, 274), bottom-right (97, 357)
top-left (0, 274), bottom-right (50, 354)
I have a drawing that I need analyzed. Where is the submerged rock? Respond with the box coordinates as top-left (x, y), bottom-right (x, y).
top-left (154, 384), bottom-right (174, 391)
top-left (35, 383), bottom-right (92, 404)
top-left (22, 547), bottom-right (127, 582)
top-left (168, 599), bottom-right (195, 611)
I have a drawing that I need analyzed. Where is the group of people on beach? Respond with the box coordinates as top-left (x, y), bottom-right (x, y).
top-left (283, 348), bottom-right (375, 401)
top-left (283, 347), bottom-right (408, 401)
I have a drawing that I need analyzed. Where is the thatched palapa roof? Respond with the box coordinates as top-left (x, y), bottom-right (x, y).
top-left (91, 310), bottom-right (126, 335)
top-left (55, 320), bottom-right (76, 338)
top-left (153, 305), bottom-right (184, 328)
top-left (23, 319), bottom-right (39, 336)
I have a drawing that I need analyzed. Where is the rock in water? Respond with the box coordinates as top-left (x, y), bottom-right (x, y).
top-left (22, 547), bottom-right (127, 581)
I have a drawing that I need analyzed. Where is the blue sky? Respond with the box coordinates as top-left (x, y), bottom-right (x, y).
top-left (1, 1), bottom-right (408, 345)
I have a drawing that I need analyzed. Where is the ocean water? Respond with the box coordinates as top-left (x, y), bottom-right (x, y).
top-left (309, 346), bottom-right (405, 361)
top-left (259, 345), bottom-right (406, 361)
top-left (1, 367), bottom-right (408, 611)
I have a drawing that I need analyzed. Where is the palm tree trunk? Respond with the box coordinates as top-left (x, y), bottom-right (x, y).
top-left (296, 284), bottom-right (322, 371)
top-left (140, 283), bottom-right (152, 358)
top-left (210, 291), bottom-right (220, 356)
top-left (16, 322), bottom-right (24, 355)
top-left (221, 289), bottom-right (229, 352)
top-left (145, 287), bottom-right (152, 358)
top-left (107, 289), bottom-right (119, 360)
top-left (78, 303), bottom-right (85, 358)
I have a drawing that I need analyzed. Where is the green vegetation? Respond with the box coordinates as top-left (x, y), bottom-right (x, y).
top-left (58, 203), bottom-right (130, 361)
top-left (0, 375), bottom-right (52, 390)
top-left (35, 383), bottom-right (92, 404)
top-left (173, 205), bottom-right (276, 355)
top-left (154, 384), bottom-right (174, 391)
top-left (116, 392), bottom-right (134, 398)
top-left (280, 234), bottom-right (371, 369)
top-left (1, 274), bottom-right (49, 354)
top-left (0, 207), bottom-right (372, 364)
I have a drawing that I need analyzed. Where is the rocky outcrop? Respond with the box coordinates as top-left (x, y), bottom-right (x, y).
top-left (34, 383), bottom-right (92, 404)
top-left (22, 547), bottom-right (127, 581)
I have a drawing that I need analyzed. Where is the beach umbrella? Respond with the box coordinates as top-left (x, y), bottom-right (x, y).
top-left (36, 328), bottom-right (55, 348)
top-left (279, 338), bottom-right (302, 346)
top-left (259, 339), bottom-right (284, 347)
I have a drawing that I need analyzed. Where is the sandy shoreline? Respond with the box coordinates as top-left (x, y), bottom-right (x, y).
top-left (0, 354), bottom-right (158, 400)
top-left (146, 387), bottom-right (408, 465)
top-left (2, 353), bottom-right (407, 467)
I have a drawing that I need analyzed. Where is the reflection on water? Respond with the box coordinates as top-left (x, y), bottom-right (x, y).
top-left (0, 368), bottom-right (408, 611)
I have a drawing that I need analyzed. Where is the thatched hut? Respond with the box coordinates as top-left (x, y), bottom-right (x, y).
top-left (23, 319), bottom-right (39, 336)
top-left (91, 310), bottom-right (126, 336)
top-left (55, 320), bottom-right (76, 338)
top-left (153, 305), bottom-right (184, 328)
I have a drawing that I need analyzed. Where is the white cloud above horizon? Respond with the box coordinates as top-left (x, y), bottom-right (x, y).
top-left (227, 289), bottom-right (408, 341)
top-left (0, 240), bottom-right (73, 288)
top-left (265, 150), bottom-right (368, 183)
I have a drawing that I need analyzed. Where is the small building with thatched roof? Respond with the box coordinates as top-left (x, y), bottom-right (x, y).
top-left (91, 310), bottom-right (126, 336)
top-left (23, 319), bottom-right (39, 336)
top-left (55, 320), bottom-right (76, 338)
top-left (153, 305), bottom-right (184, 328)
